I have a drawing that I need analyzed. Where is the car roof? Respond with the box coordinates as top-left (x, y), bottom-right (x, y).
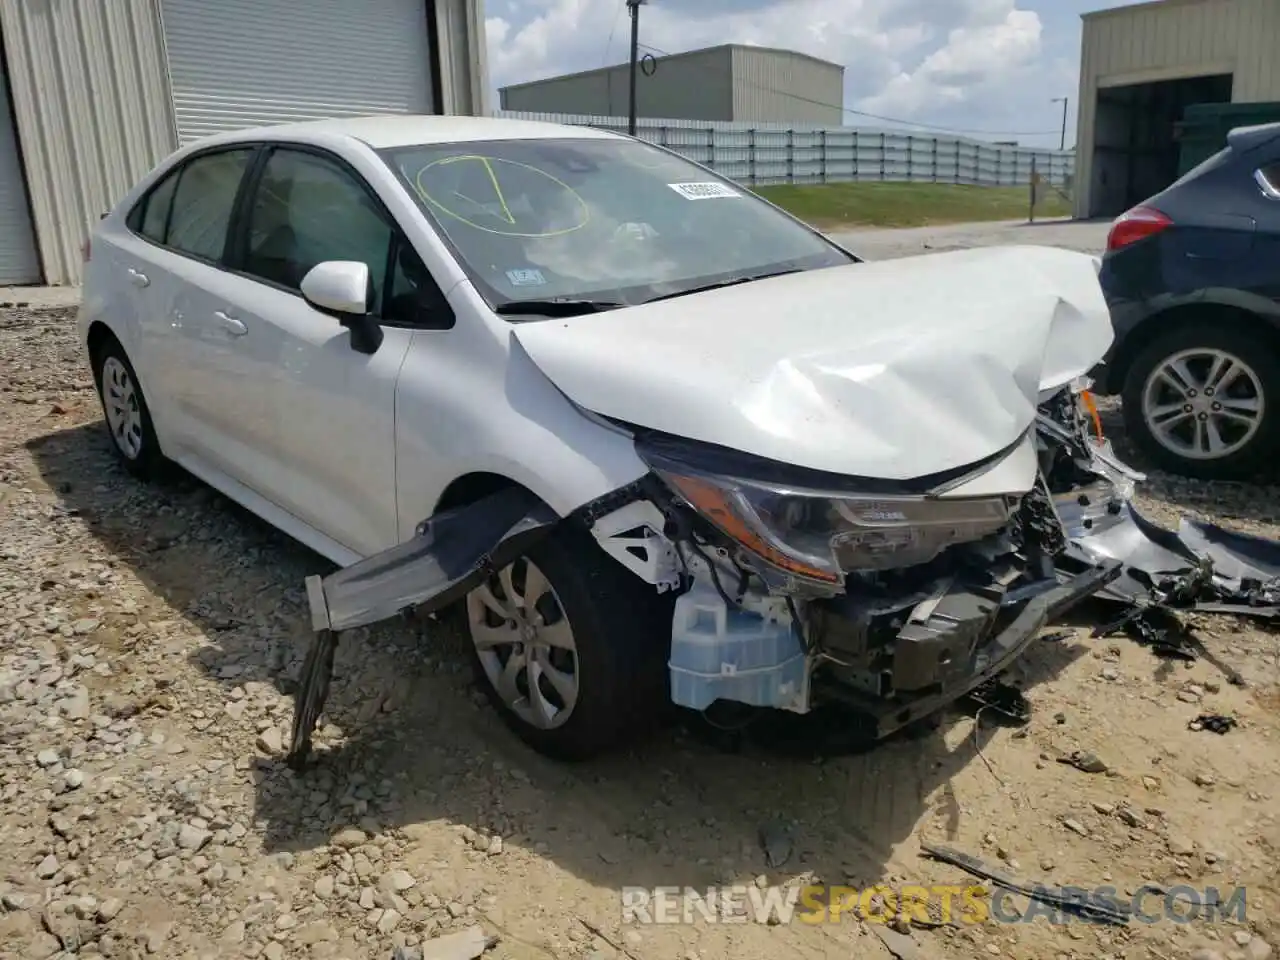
top-left (187, 114), bottom-right (626, 151)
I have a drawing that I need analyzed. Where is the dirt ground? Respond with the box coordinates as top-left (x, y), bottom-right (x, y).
top-left (2, 257), bottom-right (1279, 960)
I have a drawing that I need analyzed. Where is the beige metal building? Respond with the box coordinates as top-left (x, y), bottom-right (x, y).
top-left (499, 44), bottom-right (844, 126)
top-left (1075, 0), bottom-right (1280, 219)
top-left (0, 0), bottom-right (488, 287)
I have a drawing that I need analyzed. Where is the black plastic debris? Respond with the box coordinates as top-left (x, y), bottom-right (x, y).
top-left (1190, 714), bottom-right (1238, 735)
top-left (758, 818), bottom-right (794, 869)
top-left (960, 678), bottom-right (1031, 726)
top-left (288, 628), bottom-right (338, 770)
top-left (919, 841), bottom-right (1130, 925)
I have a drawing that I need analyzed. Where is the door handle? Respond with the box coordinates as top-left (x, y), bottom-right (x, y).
top-left (127, 268), bottom-right (149, 288)
top-left (213, 310), bottom-right (247, 336)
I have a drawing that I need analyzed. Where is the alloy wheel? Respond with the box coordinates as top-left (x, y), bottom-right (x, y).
top-left (1140, 348), bottom-right (1265, 460)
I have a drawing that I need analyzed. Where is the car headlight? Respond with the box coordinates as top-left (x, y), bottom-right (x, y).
top-left (637, 437), bottom-right (1017, 585)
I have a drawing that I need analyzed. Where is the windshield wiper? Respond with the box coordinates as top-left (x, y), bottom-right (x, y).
top-left (641, 268), bottom-right (804, 305)
top-left (494, 298), bottom-right (627, 318)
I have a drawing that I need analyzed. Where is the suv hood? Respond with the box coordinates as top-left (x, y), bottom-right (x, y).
top-left (513, 245), bottom-right (1112, 480)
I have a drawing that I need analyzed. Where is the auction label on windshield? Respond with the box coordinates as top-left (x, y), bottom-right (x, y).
top-left (667, 182), bottom-right (740, 200)
top-left (506, 268), bottom-right (547, 286)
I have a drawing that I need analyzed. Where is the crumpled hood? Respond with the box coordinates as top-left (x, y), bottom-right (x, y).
top-left (513, 245), bottom-right (1113, 480)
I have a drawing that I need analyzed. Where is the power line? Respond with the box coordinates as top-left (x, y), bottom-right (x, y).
top-left (632, 40), bottom-right (1062, 140)
top-left (601, 4), bottom-right (623, 67)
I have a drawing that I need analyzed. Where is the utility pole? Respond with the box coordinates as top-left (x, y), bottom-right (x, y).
top-left (1051, 96), bottom-right (1068, 151)
top-left (627, 0), bottom-right (644, 136)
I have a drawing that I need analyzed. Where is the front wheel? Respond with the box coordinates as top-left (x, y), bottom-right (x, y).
top-left (1121, 324), bottom-right (1280, 480)
top-left (464, 525), bottom-right (674, 760)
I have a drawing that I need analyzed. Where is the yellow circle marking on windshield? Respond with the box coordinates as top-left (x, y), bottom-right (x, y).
top-left (414, 155), bottom-right (590, 238)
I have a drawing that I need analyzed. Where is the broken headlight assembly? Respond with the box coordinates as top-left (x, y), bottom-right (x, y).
top-left (635, 433), bottom-right (1019, 590)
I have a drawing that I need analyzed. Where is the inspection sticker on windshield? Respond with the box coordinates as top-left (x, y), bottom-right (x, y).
top-left (667, 181), bottom-right (741, 200)
top-left (505, 268), bottom-right (547, 287)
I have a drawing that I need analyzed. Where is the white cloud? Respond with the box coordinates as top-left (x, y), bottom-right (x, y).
top-left (859, 9), bottom-right (1042, 117)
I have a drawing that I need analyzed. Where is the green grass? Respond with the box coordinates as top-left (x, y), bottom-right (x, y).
top-left (754, 181), bottom-right (1071, 230)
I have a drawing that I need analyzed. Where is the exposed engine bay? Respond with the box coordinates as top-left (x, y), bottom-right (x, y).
top-left (290, 380), bottom-right (1280, 766)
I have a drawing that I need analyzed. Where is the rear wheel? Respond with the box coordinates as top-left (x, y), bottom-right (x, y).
top-left (91, 337), bottom-right (163, 479)
top-left (1121, 324), bottom-right (1280, 480)
top-left (464, 525), bottom-right (674, 760)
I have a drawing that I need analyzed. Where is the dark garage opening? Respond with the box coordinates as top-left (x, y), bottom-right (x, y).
top-left (1088, 73), bottom-right (1233, 218)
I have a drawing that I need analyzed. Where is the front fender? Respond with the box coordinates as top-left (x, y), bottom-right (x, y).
top-left (394, 331), bottom-right (648, 535)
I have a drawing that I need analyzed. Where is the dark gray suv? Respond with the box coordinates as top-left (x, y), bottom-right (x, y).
top-left (1096, 120), bottom-right (1280, 480)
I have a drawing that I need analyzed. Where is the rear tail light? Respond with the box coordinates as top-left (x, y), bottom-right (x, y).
top-left (1106, 205), bottom-right (1172, 251)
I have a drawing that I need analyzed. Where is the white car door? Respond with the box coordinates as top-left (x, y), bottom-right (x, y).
top-left (213, 145), bottom-right (415, 558)
top-left (104, 146), bottom-right (261, 464)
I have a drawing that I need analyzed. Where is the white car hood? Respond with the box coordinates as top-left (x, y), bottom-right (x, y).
top-left (513, 244), bottom-right (1113, 481)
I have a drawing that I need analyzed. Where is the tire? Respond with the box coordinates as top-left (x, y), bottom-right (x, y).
top-left (1120, 323), bottom-right (1280, 480)
top-left (91, 335), bottom-right (163, 480)
top-left (464, 524), bottom-right (675, 761)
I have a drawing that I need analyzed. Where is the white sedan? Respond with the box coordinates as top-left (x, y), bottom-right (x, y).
top-left (80, 115), bottom-right (1126, 761)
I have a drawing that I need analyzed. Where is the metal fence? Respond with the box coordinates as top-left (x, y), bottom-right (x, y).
top-left (497, 110), bottom-right (1075, 190)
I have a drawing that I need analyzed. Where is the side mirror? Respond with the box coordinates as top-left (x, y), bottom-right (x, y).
top-left (300, 261), bottom-right (384, 355)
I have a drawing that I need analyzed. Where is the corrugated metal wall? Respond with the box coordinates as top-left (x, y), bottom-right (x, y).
top-left (500, 45), bottom-right (843, 125)
top-left (731, 47), bottom-right (843, 126)
top-left (501, 47), bottom-right (735, 121)
top-left (0, 52), bottom-right (39, 284)
top-left (1075, 0), bottom-right (1280, 218)
top-left (0, 0), bottom-right (178, 285)
top-left (160, 0), bottom-right (435, 144)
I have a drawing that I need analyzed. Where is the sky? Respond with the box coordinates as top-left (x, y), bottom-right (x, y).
top-left (483, 0), bottom-right (1152, 149)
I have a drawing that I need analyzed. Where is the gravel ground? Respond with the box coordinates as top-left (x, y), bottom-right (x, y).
top-left (2, 268), bottom-right (1279, 960)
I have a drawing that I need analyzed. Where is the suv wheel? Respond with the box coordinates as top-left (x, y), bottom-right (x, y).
top-left (1121, 324), bottom-right (1280, 480)
top-left (464, 525), bottom-right (674, 760)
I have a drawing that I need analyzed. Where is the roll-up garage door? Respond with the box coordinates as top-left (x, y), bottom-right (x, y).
top-left (159, 0), bottom-right (436, 145)
top-left (0, 63), bottom-right (40, 285)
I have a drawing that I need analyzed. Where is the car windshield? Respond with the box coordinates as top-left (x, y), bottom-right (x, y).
top-left (379, 137), bottom-right (855, 315)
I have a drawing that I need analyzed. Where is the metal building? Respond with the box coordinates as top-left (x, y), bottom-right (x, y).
top-left (0, 0), bottom-right (489, 287)
top-left (1075, 0), bottom-right (1280, 219)
top-left (499, 44), bottom-right (844, 127)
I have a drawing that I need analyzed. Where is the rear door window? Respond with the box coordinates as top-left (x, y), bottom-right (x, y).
top-left (132, 170), bottom-right (180, 244)
top-left (166, 149), bottom-right (255, 262)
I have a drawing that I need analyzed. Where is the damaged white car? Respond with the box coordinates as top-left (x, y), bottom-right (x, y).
top-left (82, 115), bottom-right (1157, 763)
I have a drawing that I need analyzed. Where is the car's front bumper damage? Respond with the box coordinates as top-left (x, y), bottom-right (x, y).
top-left (288, 389), bottom-right (1280, 767)
top-left (812, 559), bottom-right (1120, 740)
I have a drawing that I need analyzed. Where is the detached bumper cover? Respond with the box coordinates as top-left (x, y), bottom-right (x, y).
top-left (306, 486), bottom-right (558, 634)
top-left (1066, 502), bottom-right (1280, 616)
top-left (289, 487), bottom-right (558, 767)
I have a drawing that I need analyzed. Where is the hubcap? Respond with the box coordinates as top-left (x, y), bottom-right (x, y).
top-left (1141, 348), bottom-right (1264, 460)
top-left (101, 357), bottom-right (144, 460)
top-left (465, 557), bottom-right (579, 730)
